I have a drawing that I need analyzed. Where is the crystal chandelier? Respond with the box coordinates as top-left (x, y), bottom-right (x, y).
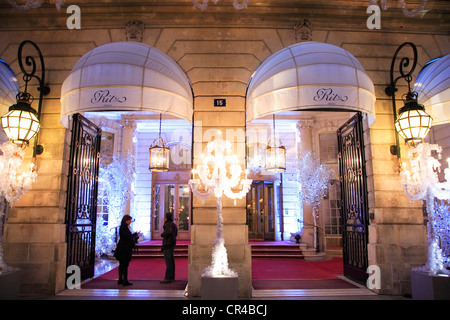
top-left (0, 141), bottom-right (37, 203)
top-left (265, 114), bottom-right (286, 172)
top-left (400, 143), bottom-right (450, 275)
top-left (368, 0), bottom-right (428, 17)
top-left (7, 0), bottom-right (65, 11)
top-left (193, 0), bottom-right (249, 11)
top-left (149, 114), bottom-right (169, 172)
top-left (189, 135), bottom-right (252, 277)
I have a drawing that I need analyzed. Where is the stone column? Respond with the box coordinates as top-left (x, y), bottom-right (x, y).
top-left (188, 115), bottom-right (252, 298)
top-left (296, 119), bottom-right (315, 249)
top-left (3, 108), bottom-right (69, 295)
top-left (120, 117), bottom-right (137, 217)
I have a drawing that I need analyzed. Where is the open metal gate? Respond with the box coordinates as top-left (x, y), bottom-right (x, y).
top-left (65, 113), bottom-right (101, 281)
top-left (337, 112), bottom-right (369, 284)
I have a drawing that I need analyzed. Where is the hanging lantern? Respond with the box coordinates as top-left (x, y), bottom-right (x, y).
top-left (149, 114), bottom-right (170, 172)
top-left (265, 142), bottom-right (286, 172)
top-left (265, 114), bottom-right (286, 172)
top-left (394, 91), bottom-right (432, 145)
top-left (1, 92), bottom-right (41, 146)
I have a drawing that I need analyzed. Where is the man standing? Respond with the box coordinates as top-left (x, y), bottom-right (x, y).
top-left (160, 212), bottom-right (178, 283)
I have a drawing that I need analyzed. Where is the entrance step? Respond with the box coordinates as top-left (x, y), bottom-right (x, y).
top-left (250, 242), bottom-right (304, 259)
top-left (132, 241), bottom-right (304, 259)
top-left (132, 242), bottom-right (189, 259)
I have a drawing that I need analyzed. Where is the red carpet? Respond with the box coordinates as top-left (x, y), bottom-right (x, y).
top-left (82, 259), bottom-right (188, 290)
top-left (252, 258), bottom-right (343, 280)
top-left (82, 279), bottom-right (188, 290)
top-left (252, 279), bottom-right (356, 290)
top-left (97, 258), bottom-right (188, 280)
top-left (82, 256), bottom-right (353, 290)
top-left (251, 257), bottom-right (356, 290)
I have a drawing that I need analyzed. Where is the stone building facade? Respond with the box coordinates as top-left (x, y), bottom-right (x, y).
top-left (0, 1), bottom-right (448, 297)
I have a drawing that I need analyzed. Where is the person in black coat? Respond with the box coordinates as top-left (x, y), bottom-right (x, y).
top-left (114, 215), bottom-right (139, 286)
top-left (160, 212), bottom-right (178, 283)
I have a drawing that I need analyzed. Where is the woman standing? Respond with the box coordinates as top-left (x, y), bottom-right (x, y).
top-left (160, 212), bottom-right (178, 283)
top-left (114, 215), bottom-right (139, 286)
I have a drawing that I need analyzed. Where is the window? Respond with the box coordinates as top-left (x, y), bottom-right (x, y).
top-left (323, 182), bottom-right (341, 235)
top-left (319, 133), bottom-right (338, 164)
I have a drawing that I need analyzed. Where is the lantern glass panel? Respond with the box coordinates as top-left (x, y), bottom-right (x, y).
top-left (1, 109), bottom-right (41, 145)
top-left (149, 144), bottom-right (170, 172)
top-left (265, 145), bottom-right (286, 172)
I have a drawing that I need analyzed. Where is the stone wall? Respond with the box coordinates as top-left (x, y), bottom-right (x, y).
top-left (0, 3), bottom-right (448, 296)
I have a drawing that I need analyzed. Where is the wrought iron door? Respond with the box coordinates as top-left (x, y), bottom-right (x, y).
top-left (337, 112), bottom-right (369, 284)
top-left (65, 113), bottom-right (101, 281)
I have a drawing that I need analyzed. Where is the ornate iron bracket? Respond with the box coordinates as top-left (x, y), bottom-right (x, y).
top-left (385, 42), bottom-right (418, 157)
top-left (17, 40), bottom-right (50, 157)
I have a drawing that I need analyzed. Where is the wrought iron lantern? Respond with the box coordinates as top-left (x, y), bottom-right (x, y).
top-left (149, 114), bottom-right (170, 172)
top-left (1, 40), bottom-right (49, 154)
top-left (386, 42), bottom-right (432, 154)
top-left (265, 114), bottom-right (286, 172)
top-left (1, 92), bottom-right (40, 145)
top-left (394, 91), bottom-right (432, 145)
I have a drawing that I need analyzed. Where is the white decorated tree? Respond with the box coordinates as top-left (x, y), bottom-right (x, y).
top-left (95, 151), bottom-right (136, 257)
top-left (297, 151), bottom-right (334, 251)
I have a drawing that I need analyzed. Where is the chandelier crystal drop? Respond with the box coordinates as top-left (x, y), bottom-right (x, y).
top-left (193, 0), bottom-right (249, 11)
top-left (0, 141), bottom-right (37, 203)
top-left (7, 0), bottom-right (65, 11)
top-left (368, 0), bottom-right (428, 17)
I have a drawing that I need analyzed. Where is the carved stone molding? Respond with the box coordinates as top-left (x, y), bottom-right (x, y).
top-left (120, 118), bottom-right (137, 130)
top-left (294, 19), bottom-right (312, 42)
top-left (297, 118), bottom-right (314, 129)
top-left (125, 20), bottom-right (145, 42)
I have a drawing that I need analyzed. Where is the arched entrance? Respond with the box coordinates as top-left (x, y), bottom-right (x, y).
top-left (245, 41), bottom-right (376, 285)
top-left (60, 41), bottom-right (194, 281)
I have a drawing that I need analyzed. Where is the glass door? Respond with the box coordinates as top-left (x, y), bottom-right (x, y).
top-left (246, 181), bottom-right (276, 241)
top-left (151, 183), bottom-right (191, 240)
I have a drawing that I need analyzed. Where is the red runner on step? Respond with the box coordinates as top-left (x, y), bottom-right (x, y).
top-left (83, 256), bottom-right (351, 290)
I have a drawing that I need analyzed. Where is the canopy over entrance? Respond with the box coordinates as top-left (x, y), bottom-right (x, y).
top-left (60, 42), bottom-right (193, 128)
top-left (413, 54), bottom-right (450, 126)
top-left (0, 60), bottom-right (19, 116)
top-left (246, 42), bottom-right (376, 125)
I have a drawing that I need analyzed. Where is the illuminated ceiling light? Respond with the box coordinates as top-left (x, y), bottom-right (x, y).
top-left (265, 114), bottom-right (286, 173)
top-left (149, 114), bottom-right (169, 172)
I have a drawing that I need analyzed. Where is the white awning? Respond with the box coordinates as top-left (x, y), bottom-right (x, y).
top-left (413, 54), bottom-right (450, 126)
top-left (246, 42), bottom-right (376, 125)
top-left (60, 42), bottom-right (193, 128)
top-left (0, 60), bottom-right (19, 116)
